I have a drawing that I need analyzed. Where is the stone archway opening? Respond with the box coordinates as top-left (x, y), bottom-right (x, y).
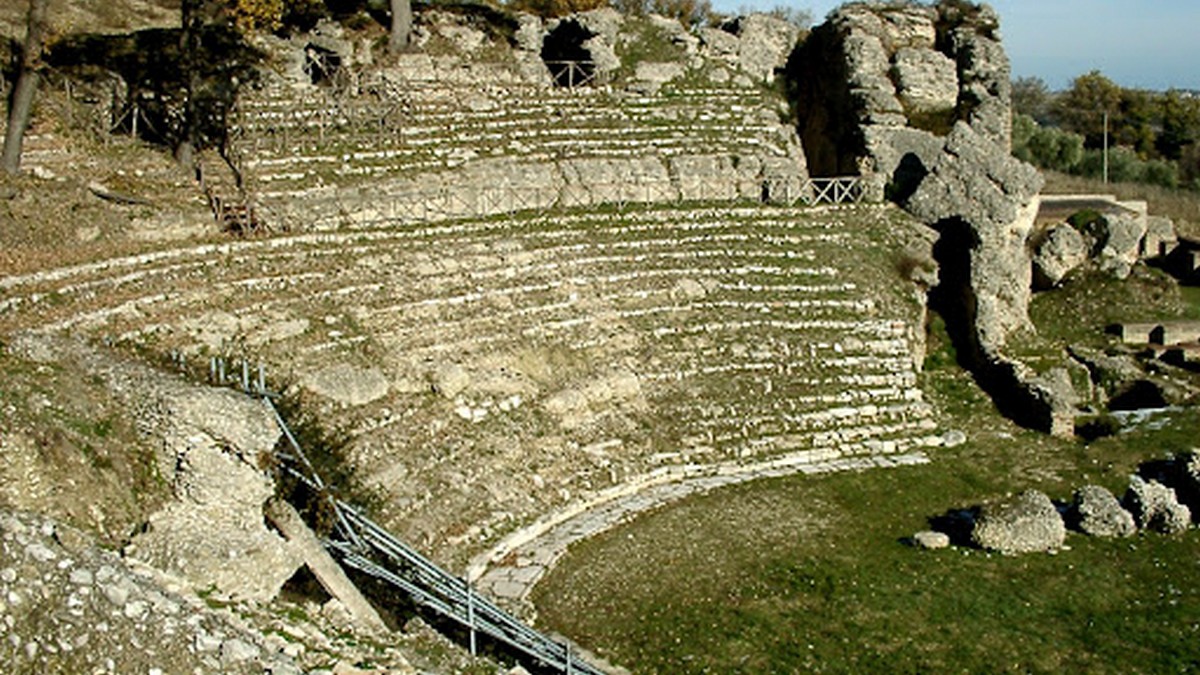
top-left (304, 43), bottom-right (341, 86)
top-left (540, 20), bottom-right (596, 88)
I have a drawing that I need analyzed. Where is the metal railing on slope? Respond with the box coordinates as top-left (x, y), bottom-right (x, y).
top-left (205, 356), bottom-right (605, 674)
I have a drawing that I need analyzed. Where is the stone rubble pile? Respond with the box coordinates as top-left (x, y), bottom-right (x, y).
top-left (0, 508), bottom-right (300, 674)
top-left (915, 451), bottom-right (1200, 555)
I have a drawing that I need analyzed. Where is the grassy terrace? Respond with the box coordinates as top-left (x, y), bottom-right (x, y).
top-left (534, 257), bottom-right (1200, 673)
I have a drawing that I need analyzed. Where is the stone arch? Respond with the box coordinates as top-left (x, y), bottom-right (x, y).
top-left (303, 43), bottom-right (341, 86)
top-left (540, 20), bottom-right (596, 87)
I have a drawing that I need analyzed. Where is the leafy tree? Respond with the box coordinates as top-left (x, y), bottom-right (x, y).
top-left (1012, 114), bottom-right (1083, 173)
top-left (1157, 89), bottom-right (1200, 160)
top-left (1055, 70), bottom-right (1121, 149)
top-left (1113, 87), bottom-right (1156, 157)
top-left (231, 0), bottom-right (285, 32)
top-left (654, 0), bottom-right (717, 27)
top-left (1011, 76), bottom-right (1054, 124)
top-left (2, 0), bottom-right (49, 174)
top-left (1179, 143), bottom-right (1200, 189)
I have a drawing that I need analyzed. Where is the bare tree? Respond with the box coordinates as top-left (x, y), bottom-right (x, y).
top-left (2, 0), bottom-right (50, 174)
top-left (388, 0), bottom-right (413, 55)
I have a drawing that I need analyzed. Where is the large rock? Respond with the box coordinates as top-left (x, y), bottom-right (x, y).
top-left (1070, 485), bottom-right (1136, 538)
top-left (971, 489), bottom-right (1066, 554)
top-left (1095, 213), bottom-right (1148, 280)
top-left (1123, 476), bottom-right (1191, 534)
top-left (1143, 215), bottom-right (1178, 259)
top-left (1032, 223), bottom-right (1088, 289)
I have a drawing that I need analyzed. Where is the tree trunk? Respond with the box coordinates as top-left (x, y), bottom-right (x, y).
top-left (175, 0), bottom-right (202, 169)
top-left (2, 0), bottom-right (49, 175)
top-left (388, 0), bottom-right (413, 55)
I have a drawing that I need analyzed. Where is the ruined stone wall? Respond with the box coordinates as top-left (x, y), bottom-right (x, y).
top-left (230, 11), bottom-right (809, 230)
top-left (789, 2), bottom-right (1080, 434)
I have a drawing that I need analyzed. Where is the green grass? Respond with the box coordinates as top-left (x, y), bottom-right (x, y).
top-left (532, 251), bottom-right (1200, 673)
top-left (533, 385), bottom-right (1200, 673)
top-left (1029, 266), bottom-right (1200, 348)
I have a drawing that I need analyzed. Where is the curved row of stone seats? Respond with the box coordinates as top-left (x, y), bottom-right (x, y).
top-left (229, 78), bottom-right (800, 201)
top-left (0, 202), bottom-right (933, 561)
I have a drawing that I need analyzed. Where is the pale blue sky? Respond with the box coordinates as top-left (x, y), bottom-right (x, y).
top-left (718, 0), bottom-right (1200, 92)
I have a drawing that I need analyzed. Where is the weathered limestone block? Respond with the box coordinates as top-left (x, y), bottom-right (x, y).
top-left (971, 489), bottom-right (1065, 554)
top-left (729, 14), bottom-right (800, 82)
top-left (861, 125), bottom-right (944, 184)
top-left (1070, 485), bottom-right (1136, 538)
top-left (1032, 223), bottom-right (1088, 289)
top-left (1143, 215), bottom-right (1178, 259)
top-left (631, 61), bottom-right (685, 94)
top-left (1096, 213), bottom-right (1148, 280)
top-left (892, 47), bottom-right (959, 113)
top-left (669, 154), bottom-right (737, 201)
top-left (301, 363), bottom-right (390, 407)
top-left (874, 5), bottom-right (937, 50)
top-left (1124, 476), bottom-right (1191, 534)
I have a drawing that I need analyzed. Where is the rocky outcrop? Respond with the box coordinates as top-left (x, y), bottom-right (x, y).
top-left (9, 335), bottom-right (302, 602)
top-left (971, 489), bottom-right (1065, 554)
top-left (1123, 476), bottom-right (1191, 535)
top-left (789, 2), bottom-right (1085, 435)
top-left (1069, 485), bottom-right (1136, 538)
top-left (788, 1), bottom-right (1011, 180)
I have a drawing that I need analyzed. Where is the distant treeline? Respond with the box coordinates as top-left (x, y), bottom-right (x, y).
top-left (1012, 71), bottom-right (1200, 190)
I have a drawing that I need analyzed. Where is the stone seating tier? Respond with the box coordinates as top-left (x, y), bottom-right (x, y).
top-left (0, 202), bottom-right (935, 561)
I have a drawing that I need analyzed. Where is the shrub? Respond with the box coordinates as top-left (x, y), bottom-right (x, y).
top-left (511, 0), bottom-right (608, 18)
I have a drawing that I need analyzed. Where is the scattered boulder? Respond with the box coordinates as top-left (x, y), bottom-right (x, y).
top-left (971, 490), bottom-right (1065, 554)
top-left (302, 363), bottom-right (390, 407)
top-left (1032, 224), bottom-right (1088, 289)
top-left (1069, 485), bottom-right (1136, 538)
top-left (912, 530), bottom-right (950, 550)
top-left (1123, 476), bottom-right (1191, 534)
top-left (1094, 213), bottom-right (1148, 280)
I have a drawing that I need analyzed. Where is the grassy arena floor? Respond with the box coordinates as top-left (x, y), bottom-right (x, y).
top-left (533, 271), bottom-right (1200, 673)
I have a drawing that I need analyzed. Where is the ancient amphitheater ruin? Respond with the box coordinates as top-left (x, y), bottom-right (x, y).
top-left (1, 1), bottom-right (1192, 672)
